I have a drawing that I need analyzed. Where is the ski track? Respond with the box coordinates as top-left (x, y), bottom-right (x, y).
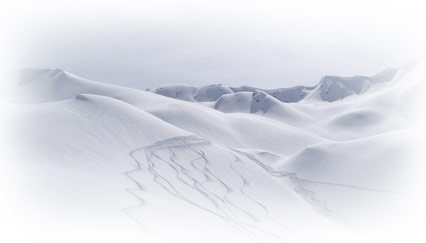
top-left (125, 135), bottom-right (284, 242)
top-left (124, 135), bottom-right (403, 240)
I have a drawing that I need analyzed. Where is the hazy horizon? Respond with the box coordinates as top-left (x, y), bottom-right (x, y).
top-left (4, 0), bottom-right (425, 89)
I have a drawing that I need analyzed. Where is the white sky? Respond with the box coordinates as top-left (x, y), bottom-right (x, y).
top-left (1, 0), bottom-right (425, 88)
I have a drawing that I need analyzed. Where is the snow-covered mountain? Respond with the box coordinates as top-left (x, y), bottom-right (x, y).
top-left (152, 67), bottom-right (399, 104)
top-left (4, 63), bottom-right (426, 243)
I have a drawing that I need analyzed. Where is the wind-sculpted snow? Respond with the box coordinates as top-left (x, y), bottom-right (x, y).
top-left (8, 63), bottom-right (425, 242)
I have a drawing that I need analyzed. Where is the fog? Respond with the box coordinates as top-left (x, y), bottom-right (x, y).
top-left (3, 0), bottom-right (425, 89)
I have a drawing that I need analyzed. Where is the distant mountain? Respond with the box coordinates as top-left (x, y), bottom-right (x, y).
top-left (152, 67), bottom-right (400, 104)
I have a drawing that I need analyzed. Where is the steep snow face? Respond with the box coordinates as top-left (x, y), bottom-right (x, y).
top-left (5, 64), bottom-right (425, 243)
top-left (249, 89), bottom-right (297, 114)
top-left (250, 90), bottom-right (272, 113)
top-left (310, 75), bottom-right (373, 102)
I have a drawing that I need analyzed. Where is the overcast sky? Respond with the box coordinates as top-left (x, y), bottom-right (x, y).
top-left (3, 0), bottom-right (425, 89)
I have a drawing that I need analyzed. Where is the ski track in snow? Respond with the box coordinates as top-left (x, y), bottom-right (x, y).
top-left (125, 135), bottom-right (285, 241)
top-left (230, 148), bottom-right (403, 219)
top-left (124, 135), bottom-right (404, 235)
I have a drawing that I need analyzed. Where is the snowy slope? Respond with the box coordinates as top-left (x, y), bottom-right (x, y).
top-left (5, 63), bottom-right (426, 243)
